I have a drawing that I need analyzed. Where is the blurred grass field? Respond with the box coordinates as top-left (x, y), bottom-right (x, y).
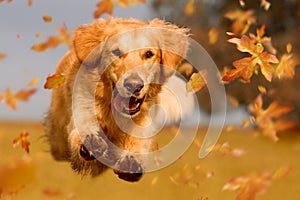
top-left (0, 121), bottom-right (300, 200)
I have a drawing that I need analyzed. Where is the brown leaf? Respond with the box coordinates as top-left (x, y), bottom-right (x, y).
top-left (12, 132), bottom-right (31, 153)
top-left (94, 0), bottom-right (114, 19)
top-left (43, 15), bottom-right (53, 23)
top-left (186, 70), bottom-right (207, 94)
top-left (44, 73), bottom-right (66, 89)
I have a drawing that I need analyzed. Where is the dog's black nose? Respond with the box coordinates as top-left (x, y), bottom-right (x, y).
top-left (124, 76), bottom-right (144, 94)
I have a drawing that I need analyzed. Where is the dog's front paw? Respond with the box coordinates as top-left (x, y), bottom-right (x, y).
top-left (79, 134), bottom-right (108, 161)
top-left (113, 155), bottom-right (144, 182)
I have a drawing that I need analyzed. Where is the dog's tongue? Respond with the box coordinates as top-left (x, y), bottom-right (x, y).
top-left (113, 94), bottom-right (126, 113)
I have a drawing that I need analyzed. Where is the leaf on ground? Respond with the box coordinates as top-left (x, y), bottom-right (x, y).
top-left (0, 157), bottom-right (35, 196)
top-left (224, 10), bottom-right (256, 35)
top-left (248, 94), bottom-right (295, 142)
top-left (208, 27), bottom-right (218, 44)
top-left (44, 73), bottom-right (66, 89)
top-left (94, 0), bottom-right (114, 18)
top-left (13, 132), bottom-right (31, 153)
top-left (0, 53), bottom-right (6, 60)
top-left (186, 70), bottom-right (207, 94)
top-left (31, 24), bottom-right (71, 52)
top-left (184, 0), bottom-right (195, 16)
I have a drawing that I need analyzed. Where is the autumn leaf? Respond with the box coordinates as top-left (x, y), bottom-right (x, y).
top-left (258, 85), bottom-right (267, 94)
top-left (249, 24), bottom-right (277, 54)
top-left (13, 132), bottom-right (31, 153)
top-left (44, 73), bottom-right (66, 89)
top-left (94, 0), bottom-right (114, 18)
top-left (184, 0), bottom-right (195, 16)
top-left (248, 94), bottom-right (295, 142)
top-left (222, 172), bottom-right (272, 200)
top-left (272, 166), bottom-right (292, 180)
top-left (28, 77), bottom-right (40, 87)
top-left (0, 53), bottom-right (6, 60)
top-left (275, 43), bottom-right (296, 79)
top-left (223, 35), bottom-right (279, 82)
top-left (260, 0), bottom-right (271, 11)
top-left (31, 24), bottom-right (71, 52)
top-left (224, 10), bottom-right (256, 35)
top-left (27, 0), bottom-right (32, 6)
top-left (208, 27), bottom-right (218, 44)
top-left (186, 70), bottom-right (207, 94)
top-left (238, 0), bottom-right (246, 8)
top-left (43, 15), bottom-right (53, 23)
top-left (1, 88), bottom-right (37, 110)
top-left (178, 62), bottom-right (194, 77)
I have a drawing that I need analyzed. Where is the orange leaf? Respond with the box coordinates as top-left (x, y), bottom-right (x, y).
top-left (0, 53), bottom-right (6, 60)
top-left (94, 0), bottom-right (114, 19)
top-left (276, 54), bottom-right (295, 79)
top-left (44, 73), bottom-right (66, 89)
top-left (249, 25), bottom-right (277, 54)
top-left (118, 0), bottom-right (129, 7)
top-left (272, 166), bottom-right (292, 180)
top-left (28, 77), bottom-right (40, 87)
top-left (31, 24), bottom-right (71, 52)
top-left (43, 15), bottom-right (53, 23)
top-left (184, 0), bottom-right (195, 16)
top-left (12, 132), bottom-right (31, 153)
top-left (27, 0), bottom-right (32, 6)
top-left (208, 27), bottom-right (218, 44)
top-left (4, 88), bottom-right (17, 110)
top-left (224, 10), bottom-right (256, 35)
top-left (186, 70), bottom-right (207, 94)
top-left (258, 85), bottom-right (267, 94)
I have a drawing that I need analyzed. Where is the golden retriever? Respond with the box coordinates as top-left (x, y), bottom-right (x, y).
top-left (45, 18), bottom-right (189, 182)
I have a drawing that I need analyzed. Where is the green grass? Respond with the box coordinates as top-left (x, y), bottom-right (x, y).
top-left (0, 121), bottom-right (300, 200)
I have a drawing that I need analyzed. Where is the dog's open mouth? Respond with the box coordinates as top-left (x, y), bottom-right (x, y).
top-left (113, 91), bottom-right (145, 116)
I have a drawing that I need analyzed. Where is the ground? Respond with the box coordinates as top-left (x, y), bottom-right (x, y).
top-left (0, 121), bottom-right (299, 200)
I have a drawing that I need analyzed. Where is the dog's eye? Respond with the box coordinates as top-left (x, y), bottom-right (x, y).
top-left (112, 48), bottom-right (122, 57)
top-left (145, 50), bottom-right (154, 59)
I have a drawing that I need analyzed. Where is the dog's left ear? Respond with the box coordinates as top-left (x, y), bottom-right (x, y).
top-left (153, 20), bottom-right (190, 79)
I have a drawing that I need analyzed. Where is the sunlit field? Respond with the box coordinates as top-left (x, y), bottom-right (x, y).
top-left (1, 121), bottom-right (299, 200)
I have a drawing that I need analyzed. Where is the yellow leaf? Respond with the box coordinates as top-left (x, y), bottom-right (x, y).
top-left (208, 27), bottom-right (218, 44)
top-left (44, 73), bottom-right (66, 89)
top-left (258, 85), bottom-right (267, 94)
top-left (28, 77), bottom-right (40, 87)
top-left (118, 0), bottom-right (129, 7)
top-left (151, 176), bottom-right (158, 187)
top-left (184, 0), bottom-right (195, 16)
top-left (286, 43), bottom-right (292, 54)
top-left (272, 166), bottom-right (292, 180)
top-left (186, 70), bottom-right (207, 94)
top-left (260, 0), bottom-right (271, 11)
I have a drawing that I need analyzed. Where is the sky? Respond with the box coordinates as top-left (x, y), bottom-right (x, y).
top-left (0, 0), bottom-right (152, 121)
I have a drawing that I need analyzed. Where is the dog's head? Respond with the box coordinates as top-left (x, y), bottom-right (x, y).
top-left (73, 18), bottom-right (189, 118)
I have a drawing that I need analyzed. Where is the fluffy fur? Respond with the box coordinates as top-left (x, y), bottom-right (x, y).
top-left (45, 18), bottom-right (190, 182)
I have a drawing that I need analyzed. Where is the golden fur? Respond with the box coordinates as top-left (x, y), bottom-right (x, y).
top-left (45, 18), bottom-right (189, 182)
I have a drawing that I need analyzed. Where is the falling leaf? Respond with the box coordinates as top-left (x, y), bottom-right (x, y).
top-left (223, 35), bottom-right (279, 82)
top-left (242, 119), bottom-right (250, 127)
top-left (226, 125), bottom-right (235, 132)
top-left (1, 88), bottom-right (37, 111)
top-left (118, 0), bottom-right (129, 7)
top-left (94, 0), bottom-right (114, 18)
top-left (248, 94), bottom-right (295, 142)
top-left (222, 172), bottom-right (272, 200)
top-left (0, 157), bottom-right (35, 196)
top-left (43, 15), bottom-right (53, 23)
top-left (16, 34), bottom-right (21, 39)
top-left (0, 53), bottom-right (6, 60)
top-left (249, 24), bottom-right (277, 54)
top-left (31, 24), bottom-right (71, 52)
top-left (44, 73), bottom-right (66, 89)
top-left (224, 10), bottom-right (256, 35)
top-left (27, 0), bottom-right (32, 6)
top-left (238, 0), bottom-right (245, 7)
top-left (260, 0), bottom-right (271, 11)
top-left (35, 33), bottom-right (42, 38)
top-left (272, 166), bottom-right (292, 180)
top-left (13, 132), bottom-right (31, 153)
top-left (28, 77), bottom-right (40, 87)
top-left (42, 189), bottom-right (62, 197)
top-left (178, 62), bottom-right (194, 77)
top-left (184, 0), bottom-right (195, 16)
top-left (186, 70), bottom-right (207, 94)
top-left (151, 176), bottom-right (158, 187)
top-left (275, 44), bottom-right (296, 79)
top-left (208, 27), bottom-right (218, 44)
top-left (258, 85), bottom-right (267, 94)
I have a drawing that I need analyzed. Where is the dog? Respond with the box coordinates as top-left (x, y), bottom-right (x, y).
top-left (45, 18), bottom-right (190, 182)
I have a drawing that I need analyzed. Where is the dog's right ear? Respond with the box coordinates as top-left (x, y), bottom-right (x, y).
top-left (73, 20), bottom-right (108, 64)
